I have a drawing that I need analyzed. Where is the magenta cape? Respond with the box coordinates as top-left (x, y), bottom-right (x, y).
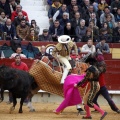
top-left (56, 74), bottom-right (85, 112)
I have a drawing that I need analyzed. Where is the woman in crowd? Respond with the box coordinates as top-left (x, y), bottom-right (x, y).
top-left (26, 29), bottom-right (39, 41)
top-left (30, 19), bottom-right (40, 35)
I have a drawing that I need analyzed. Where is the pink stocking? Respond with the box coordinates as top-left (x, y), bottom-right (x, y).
top-left (93, 104), bottom-right (104, 115)
top-left (84, 104), bottom-right (91, 117)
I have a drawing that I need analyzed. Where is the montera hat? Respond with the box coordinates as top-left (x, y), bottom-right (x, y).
top-left (58, 35), bottom-right (71, 43)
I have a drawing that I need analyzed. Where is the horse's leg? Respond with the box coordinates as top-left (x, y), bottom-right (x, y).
top-left (27, 98), bottom-right (35, 112)
top-left (9, 94), bottom-right (17, 113)
top-left (27, 92), bottom-right (35, 112)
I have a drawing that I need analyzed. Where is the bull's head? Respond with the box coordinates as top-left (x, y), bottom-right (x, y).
top-left (0, 65), bottom-right (17, 89)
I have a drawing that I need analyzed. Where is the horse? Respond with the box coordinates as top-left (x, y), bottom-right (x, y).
top-left (0, 65), bottom-right (37, 113)
top-left (29, 56), bottom-right (88, 97)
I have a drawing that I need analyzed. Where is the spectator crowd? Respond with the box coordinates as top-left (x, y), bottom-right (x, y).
top-left (0, 0), bottom-right (120, 43)
top-left (48, 0), bottom-right (120, 43)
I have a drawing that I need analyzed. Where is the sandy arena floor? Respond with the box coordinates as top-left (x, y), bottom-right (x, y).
top-left (0, 102), bottom-right (120, 120)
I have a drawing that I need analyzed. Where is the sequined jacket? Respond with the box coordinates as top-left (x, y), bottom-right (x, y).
top-left (77, 65), bottom-right (100, 87)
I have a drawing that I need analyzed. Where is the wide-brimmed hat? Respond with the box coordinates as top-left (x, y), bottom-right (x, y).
top-left (58, 35), bottom-right (71, 43)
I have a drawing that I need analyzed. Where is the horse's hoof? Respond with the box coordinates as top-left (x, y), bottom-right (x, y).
top-left (29, 109), bottom-right (35, 112)
top-left (9, 106), bottom-right (15, 114)
top-left (19, 110), bottom-right (23, 113)
top-left (0, 99), bottom-right (3, 103)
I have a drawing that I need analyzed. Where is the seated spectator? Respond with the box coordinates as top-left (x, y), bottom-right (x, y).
top-left (64, 22), bottom-right (75, 40)
top-left (81, 38), bottom-right (96, 53)
top-left (96, 36), bottom-right (110, 53)
top-left (11, 54), bottom-right (28, 70)
top-left (35, 45), bottom-right (53, 60)
top-left (82, 0), bottom-right (98, 13)
top-left (88, 20), bottom-right (99, 42)
top-left (69, 5), bottom-right (81, 19)
top-left (81, 28), bottom-right (96, 42)
top-left (70, 49), bottom-right (81, 61)
top-left (75, 19), bottom-right (87, 42)
top-left (81, 0), bottom-right (90, 12)
top-left (71, 12), bottom-right (82, 29)
top-left (26, 29), bottom-right (38, 41)
top-left (67, 0), bottom-right (78, 14)
top-left (53, 4), bottom-right (69, 22)
top-left (10, 46), bottom-right (27, 59)
top-left (105, 14), bottom-right (115, 29)
top-left (2, 19), bottom-right (17, 40)
top-left (113, 20), bottom-right (120, 36)
top-left (83, 5), bottom-right (99, 26)
top-left (49, 20), bottom-right (64, 42)
top-left (111, 0), bottom-right (120, 15)
top-left (113, 28), bottom-right (120, 43)
top-left (0, 12), bottom-right (7, 25)
top-left (39, 29), bottom-right (52, 41)
top-left (98, 0), bottom-right (108, 17)
top-left (11, 4), bottom-right (29, 22)
top-left (100, 6), bottom-right (115, 25)
top-left (89, 12), bottom-right (101, 28)
top-left (48, 0), bottom-right (62, 25)
top-left (100, 22), bottom-right (113, 35)
top-left (99, 28), bottom-right (112, 43)
top-left (16, 18), bottom-right (30, 41)
top-left (13, 12), bottom-right (29, 27)
top-left (114, 7), bottom-right (120, 22)
top-left (30, 19), bottom-right (40, 35)
top-left (9, 0), bottom-right (17, 16)
top-left (0, 0), bottom-right (11, 18)
top-left (59, 12), bottom-right (70, 28)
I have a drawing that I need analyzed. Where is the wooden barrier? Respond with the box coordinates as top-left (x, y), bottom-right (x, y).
top-left (0, 58), bottom-right (120, 90)
top-left (0, 40), bottom-right (120, 48)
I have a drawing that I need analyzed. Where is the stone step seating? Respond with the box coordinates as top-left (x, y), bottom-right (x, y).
top-left (21, 0), bottom-right (49, 34)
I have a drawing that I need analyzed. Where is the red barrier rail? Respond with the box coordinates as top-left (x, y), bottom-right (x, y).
top-left (0, 58), bottom-right (120, 90)
top-left (0, 40), bottom-right (120, 48)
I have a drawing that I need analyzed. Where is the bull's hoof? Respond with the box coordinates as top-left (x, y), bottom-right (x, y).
top-left (9, 106), bottom-right (15, 114)
top-left (29, 109), bottom-right (35, 112)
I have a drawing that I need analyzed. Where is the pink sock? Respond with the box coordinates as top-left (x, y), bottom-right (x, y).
top-left (84, 105), bottom-right (91, 117)
top-left (93, 104), bottom-right (104, 115)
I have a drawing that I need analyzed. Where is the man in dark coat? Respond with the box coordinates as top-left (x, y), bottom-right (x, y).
top-left (2, 19), bottom-right (17, 40)
top-left (39, 29), bottom-right (53, 41)
top-left (49, 20), bottom-right (64, 41)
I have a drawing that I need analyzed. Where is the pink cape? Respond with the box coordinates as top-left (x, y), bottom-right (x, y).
top-left (56, 74), bottom-right (85, 112)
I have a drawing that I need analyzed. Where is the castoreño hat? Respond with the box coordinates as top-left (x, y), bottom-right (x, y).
top-left (58, 35), bottom-right (71, 43)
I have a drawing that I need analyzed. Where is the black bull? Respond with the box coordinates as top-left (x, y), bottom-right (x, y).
top-left (0, 65), bottom-right (37, 113)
